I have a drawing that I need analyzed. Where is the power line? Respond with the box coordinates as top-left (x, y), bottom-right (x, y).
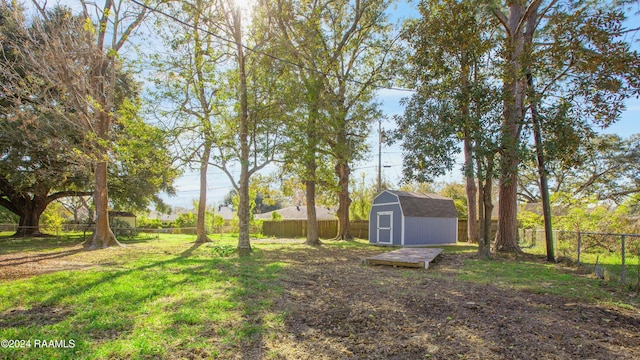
top-left (129, 0), bottom-right (415, 93)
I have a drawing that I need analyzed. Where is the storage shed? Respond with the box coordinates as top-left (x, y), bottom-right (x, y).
top-left (369, 190), bottom-right (458, 246)
top-left (108, 211), bottom-right (137, 228)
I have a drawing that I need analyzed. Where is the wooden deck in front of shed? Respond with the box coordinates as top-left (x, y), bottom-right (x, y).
top-left (365, 248), bottom-right (444, 269)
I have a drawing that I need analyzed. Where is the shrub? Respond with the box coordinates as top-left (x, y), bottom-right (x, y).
top-left (137, 216), bottom-right (163, 229)
top-left (111, 218), bottom-right (138, 238)
top-left (175, 212), bottom-right (196, 228)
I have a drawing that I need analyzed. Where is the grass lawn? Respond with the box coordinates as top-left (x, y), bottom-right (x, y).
top-left (1, 234), bottom-right (639, 359)
top-left (1, 234), bottom-right (285, 359)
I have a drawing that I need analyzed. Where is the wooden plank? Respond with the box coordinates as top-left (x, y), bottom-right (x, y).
top-left (366, 248), bottom-right (443, 269)
top-left (366, 259), bottom-right (425, 268)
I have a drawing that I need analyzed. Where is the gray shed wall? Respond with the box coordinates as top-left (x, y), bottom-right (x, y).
top-left (404, 217), bottom-right (458, 245)
top-left (369, 203), bottom-right (402, 245)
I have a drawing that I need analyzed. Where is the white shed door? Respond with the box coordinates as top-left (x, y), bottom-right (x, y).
top-left (377, 211), bottom-right (393, 244)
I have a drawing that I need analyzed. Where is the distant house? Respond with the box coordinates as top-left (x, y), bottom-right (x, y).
top-left (369, 190), bottom-right (458, 246)
top-left (108, 211), bottom-right (137, 228)
top-left (255, 206), bottom-right (336, 220)
top-left (216, 206), bottom-right (235, 220)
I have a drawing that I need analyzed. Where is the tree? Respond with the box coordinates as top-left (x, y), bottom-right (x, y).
top-left (149, 0), bottom-right (226, 244)
top-left (108, 98), bottom-right (179, 213)
top-left (490, 0), bottom-right (544, 253)
top-left (1, 3), bottom-right (175, 240)
top-left (268, 0), bottom-right (331, 246)
top-left (392, 0), bottom-right (500, 256)
top-left (320, 0), bottom-right (394, 240)
top-left (269, 0), bottom-right (393, 243)
top-left (519, 134), bottom-right (640, 204)
top-left (0, 5), bottom-right (95, 236)
top-left (211, 0), bottom-right (289, 254)
top-left (24, 0), bottom-right (151, 249)
top-left (506, 1), bottom-right (640, 259)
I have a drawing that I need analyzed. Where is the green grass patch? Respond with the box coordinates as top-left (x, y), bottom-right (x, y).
top-left (455, 256), bottom-right (638, 305)
top-left (0, 234), bottom-right (284, 359)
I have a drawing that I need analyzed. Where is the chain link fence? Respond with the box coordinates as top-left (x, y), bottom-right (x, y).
top-left (520, 228), bottom-right (640, 288)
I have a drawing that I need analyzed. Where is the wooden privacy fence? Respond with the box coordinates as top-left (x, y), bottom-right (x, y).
top-left (262, 219), bottom-right (496, 241)
top-left (457, 219), bottom-right (498, 243)
top-left (262, 220), bottom-right (369, 239)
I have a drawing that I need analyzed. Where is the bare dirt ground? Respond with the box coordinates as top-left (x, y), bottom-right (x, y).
top-left (259, 244), bottom-right (640, 360)
top-left (2, 239), bottom-right (640, 359)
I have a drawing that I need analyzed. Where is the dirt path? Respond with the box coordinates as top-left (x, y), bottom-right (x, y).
top-left (262, 245), bottom-right (640, 359)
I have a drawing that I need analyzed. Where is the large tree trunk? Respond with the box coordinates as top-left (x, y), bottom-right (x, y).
top-left (235, 9), bottom-right (252, 256)
top-left (494, 164), bottom-right (521, 252)
top-left (14, 198), bottom-right (46, 237)
top-left (84, 160), bottom-right (120, 249)
top-left (305, 179), bottom-right (320, 245)
top-left (334, 159), bottom-right (353, 240)
top-left (463, 132), bottom-right (478, 243)
top-left (493, 1), bottom-right (534, 253)
top-left (196, 142), bottom-right (212, 244)
top-left (237, 163), bottom-right (252, 255)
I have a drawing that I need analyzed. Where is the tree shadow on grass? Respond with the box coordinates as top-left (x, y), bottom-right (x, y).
top-left (0, 304), bottom-right (72, 329)
top-left (180, 242), bottom-right (205, 258)
top-left (0, 248), bottom-right (84, 267)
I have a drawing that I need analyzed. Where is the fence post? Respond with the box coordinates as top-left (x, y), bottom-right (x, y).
top-left (621, 235), bottom-right (626, 284)
top-left (577, 232), bottom-right (581, 266)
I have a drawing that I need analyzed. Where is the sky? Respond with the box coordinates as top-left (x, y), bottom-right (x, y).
top-left (156, 0), bottom-right (640, 210)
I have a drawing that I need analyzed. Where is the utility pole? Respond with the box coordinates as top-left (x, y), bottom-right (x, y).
top-left (377, 118), bottom-right (382, 194)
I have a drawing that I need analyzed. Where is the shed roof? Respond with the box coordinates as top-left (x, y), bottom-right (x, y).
top-left (384, 190), bottom-right (458, 218)
top-left (108, 211), bottom-right (136, 218)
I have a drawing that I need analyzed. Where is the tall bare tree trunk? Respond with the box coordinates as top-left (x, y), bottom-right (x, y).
top-left (463, 132), bottom-right (478, 243)
top-left (234, 8), bottom-right (252, 255)
top-left (477, 154), bottom-right (494, 258)
top-left (477, 176), bottom-right (484, 238)
top-left (303, 79), bottom-right (321, 246)
top-left (196, 142), bottom-right (212, 244)
top-left (84, 1), bottom-right (120, 249)
top-left (85, 70), bottom-right (119, 249)
top-left (527, 73), bottom-right (554, 261)
top-left (303, 130), bottom-right (319, 245)
top-left (334, 159), bottom-right (353, 240)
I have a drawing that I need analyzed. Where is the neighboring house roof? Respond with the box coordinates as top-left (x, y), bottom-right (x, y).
top-left (382, 190), bottom-right (458, 218)
top-left (255, 206), bottom-right (336, 220)
top-left (216, 206), bottom-right (235, 220)
top-left (108, 211), bottom-right (136, 218)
